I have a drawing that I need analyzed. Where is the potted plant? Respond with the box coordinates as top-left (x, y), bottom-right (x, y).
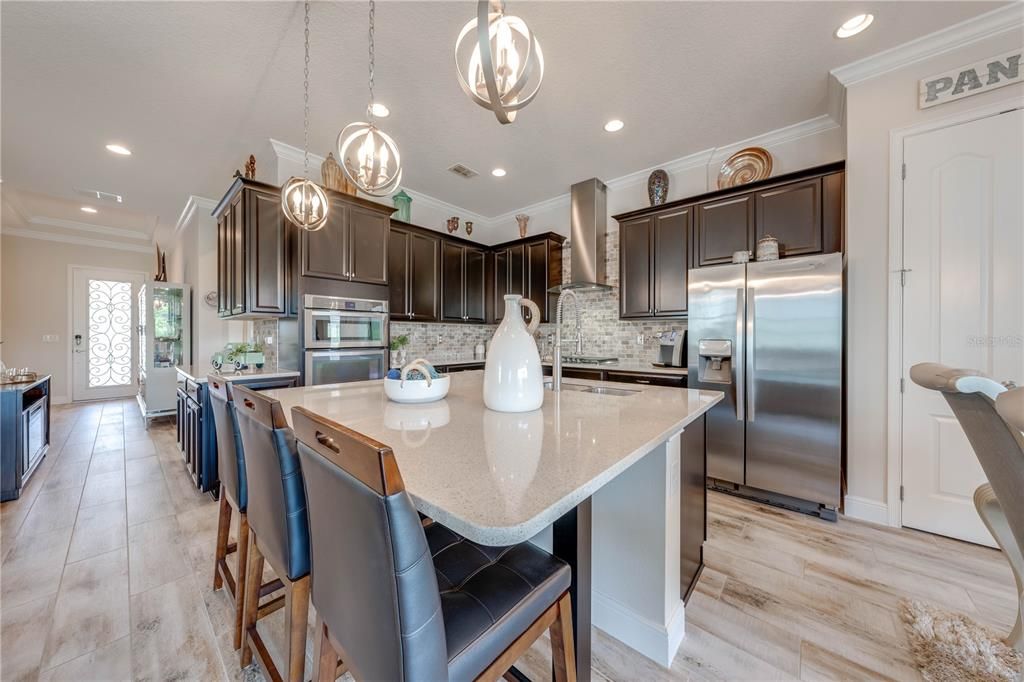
top-left (390, 334), bottom-right (410, 368)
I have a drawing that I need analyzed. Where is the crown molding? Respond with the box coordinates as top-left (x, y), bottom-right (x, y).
top-left (831, 4), bottom-right (1024, 86)
top-left (488, 190), bottom-right (571, 227)
top-left (173, 195), bottom-right (218, 237)
top-left (709, 114), bottom-right (840, 161)
top-left (27, 216), bottom-right (152, 241)
top-left (606, 148), bottom-right (715, 193)
top-left (2, 227), bottom-right (155, 254)
top-left (399, 187), bottom-right (490, 226)
top-left (269, 138), bottom-right (326, 168)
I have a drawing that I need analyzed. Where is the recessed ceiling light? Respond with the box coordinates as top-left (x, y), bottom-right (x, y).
top-left (105, 143), bottom-right (132, 156)
top-left (81, 206), bottom-right (98, 213)
top-left (835, 13), bottom-right (874, 38)
top-left (368, 102), bottom-right (390, 118)
top-left (604, 119), bottom-right (625, 133)
top-left (491, 168), bottom-right (507, 177)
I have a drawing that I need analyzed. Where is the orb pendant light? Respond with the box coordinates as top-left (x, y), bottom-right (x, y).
top-left (338, 0), bottom-right (403, 197)
top-left (455, 0), bottom-right (544, 125)
top-left (281, 1), bottom-right (329, 232)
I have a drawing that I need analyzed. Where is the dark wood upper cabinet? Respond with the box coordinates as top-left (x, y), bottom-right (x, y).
top-left (822, 171), bottom-right (844, 254)
top-left (695, 194), bottom-right (754, 267)
top-left (301, 196), bottom-right (390, 285)
top-left (247, 190), bottom-right (288, 315)
top-left (464, 246), bottom-right (486, 322)
top-left (619, 217), bottom-right (653, 318)
top-left (652, 207), bottom-right (691, 316)
top-left (493, 248), bottom-right (509, 322)
top-left (490, 235), bottom-right (563, 324)
top-left (440, 241), bottom-right (466, 322)
top-left (754, 177), bottom-right (822, 257)
top-left (347, 205), bottom-right (388, 285)
top-left (389, 227), bottom-right (439, 321)
top-left (214, 181), bottom-right (283, 319)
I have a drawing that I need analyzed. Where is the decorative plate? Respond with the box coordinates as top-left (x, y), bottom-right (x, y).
top-left (717, 147), bottom-right (773, 189)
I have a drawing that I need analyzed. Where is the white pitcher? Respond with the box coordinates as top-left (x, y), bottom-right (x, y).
top-left (483, 295), bottom-right (543, 412)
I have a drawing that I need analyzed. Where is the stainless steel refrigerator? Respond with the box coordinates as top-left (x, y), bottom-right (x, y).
top-left (687, 253), bottom-right (843, 519)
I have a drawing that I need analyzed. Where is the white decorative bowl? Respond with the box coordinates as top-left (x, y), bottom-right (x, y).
top-left (384, 375), bottom-right (450, 403)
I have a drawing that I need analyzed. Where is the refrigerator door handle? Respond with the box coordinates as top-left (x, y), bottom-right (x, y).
top-left (746, 285), bottom-right (756, 423)
top-left (735, 287), bottom-right (745, 422)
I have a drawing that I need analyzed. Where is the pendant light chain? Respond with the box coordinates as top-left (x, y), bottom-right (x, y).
top-left (302, 0), bottom-right (311, 179)
top-left (367, 0), bottom-right (375, 122)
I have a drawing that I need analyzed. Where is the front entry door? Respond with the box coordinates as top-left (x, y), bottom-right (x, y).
top-left (71, 268), bottom-right (145, 402)
top-left (901, 108), bottom-right (1023, 546)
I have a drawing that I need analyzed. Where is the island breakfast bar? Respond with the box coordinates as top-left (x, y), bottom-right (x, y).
top-left (265, 371), bottom-right (722, 676)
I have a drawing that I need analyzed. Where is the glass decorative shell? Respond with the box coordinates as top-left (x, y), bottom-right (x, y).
top-left (455, 1), bottom-right (544, 124)
top-left (338, 122), bottom-right (403, 197)
top-left (281, 177), bottom-right (329, 231)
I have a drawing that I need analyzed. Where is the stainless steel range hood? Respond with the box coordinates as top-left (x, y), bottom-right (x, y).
top-left (549, 178), bottom-right (613, 293)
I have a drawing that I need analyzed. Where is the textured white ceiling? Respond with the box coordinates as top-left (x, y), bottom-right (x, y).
top-left (0, 1), bottom-right (1006, 244)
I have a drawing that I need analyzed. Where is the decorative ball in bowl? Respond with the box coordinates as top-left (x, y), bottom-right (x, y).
top-left (384, 359), bottom-right (450, 404)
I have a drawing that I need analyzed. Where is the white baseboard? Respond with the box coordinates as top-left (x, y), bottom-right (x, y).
top-left (843, 495), bottom-right (891, 525)
top-left (593, 590), bottom-right (685, 668)
top-left (51, 395), bottom-right (70, 405)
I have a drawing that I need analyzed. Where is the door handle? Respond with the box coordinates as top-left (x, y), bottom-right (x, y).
top-left (746, 286), bottom-right (755, 423)
top-left (735, 287), bottom-right (745, 422)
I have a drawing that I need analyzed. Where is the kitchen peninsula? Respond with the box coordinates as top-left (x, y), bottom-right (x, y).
top-left (265, 370), bottom-right (722, 672)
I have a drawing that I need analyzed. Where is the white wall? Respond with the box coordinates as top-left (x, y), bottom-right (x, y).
top-left (0, 235), bottom-right (152, 401)
top-left (167, 197), bottom-right (243, 367)
top-left (843, 28), bottom-right (1024, 514)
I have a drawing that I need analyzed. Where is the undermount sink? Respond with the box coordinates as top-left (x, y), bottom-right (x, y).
top-left (583, 386), bottom-right (639, 396)
top-left (543, 379), bottom-right (589, 392)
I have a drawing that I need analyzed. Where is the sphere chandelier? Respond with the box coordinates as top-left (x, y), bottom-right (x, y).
top-left (455, 0), bottom-right (544, 125)
top-left (281, 1), bottom-right (329, 232)
top-left (339, 0), bottom-right (403, 197)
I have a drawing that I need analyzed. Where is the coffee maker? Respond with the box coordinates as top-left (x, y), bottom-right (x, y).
top-left (654, 329), bottom-right (687, 368)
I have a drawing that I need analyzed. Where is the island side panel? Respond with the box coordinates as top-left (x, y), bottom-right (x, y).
top-left (590, 434), bottom-right (684, 667)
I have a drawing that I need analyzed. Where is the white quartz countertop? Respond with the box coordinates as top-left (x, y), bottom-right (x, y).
top-left (175, 365), bottom-right (300, 384)
top-left (265, 371), bottom-right (721, 545)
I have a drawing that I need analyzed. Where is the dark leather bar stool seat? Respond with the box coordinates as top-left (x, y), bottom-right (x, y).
top-left (292, 406), bottom-right (577, 682)
top-left (232, 385), bottom-right (311, 682)
top-left (207, 377), bottom-right (284, 652)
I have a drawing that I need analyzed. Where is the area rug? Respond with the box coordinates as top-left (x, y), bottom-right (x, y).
top-left (899, 598), bottom-right (1023, 681)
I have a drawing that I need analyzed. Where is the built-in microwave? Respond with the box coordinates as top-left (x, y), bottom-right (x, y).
top-left (304, 349), bottom-right (389, 386)
top-left (303, 295), bottom-right (388, 349)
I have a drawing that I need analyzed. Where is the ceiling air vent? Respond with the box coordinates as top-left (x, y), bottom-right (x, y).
top-left (447, 163), bottom-right (479, 179)
top-left (75, 187), bottom-right (123, 203)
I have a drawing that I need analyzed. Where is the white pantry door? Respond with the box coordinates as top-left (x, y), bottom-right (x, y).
top-left (901, 108), bottom-right (1024, 546)
top-left (71, 267), bottom-right (145, 402)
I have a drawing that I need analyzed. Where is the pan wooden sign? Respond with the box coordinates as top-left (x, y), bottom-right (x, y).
top-left (919, 48), bottom-right (1021, 109)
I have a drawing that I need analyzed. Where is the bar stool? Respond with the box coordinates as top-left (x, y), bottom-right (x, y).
top-left (232, 385), bottom-right (311, 682)
top-left (207, 376), bottom-right (284, 651)
top-left (292, 406), bottom-right (577, 682)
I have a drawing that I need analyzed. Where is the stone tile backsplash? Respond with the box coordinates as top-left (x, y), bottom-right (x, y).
top-left (394, 227), bottom-right (686, 365)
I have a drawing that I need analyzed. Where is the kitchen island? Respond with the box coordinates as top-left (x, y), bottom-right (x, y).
top-left (266, 370), bottom-right (721, 673)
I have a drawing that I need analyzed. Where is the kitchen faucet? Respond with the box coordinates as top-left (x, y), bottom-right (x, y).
top-left (551, 289), bottom-right (582, 392)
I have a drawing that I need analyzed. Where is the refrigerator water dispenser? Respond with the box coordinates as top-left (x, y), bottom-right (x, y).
top-left (697, 339), bottom-right (733, 384)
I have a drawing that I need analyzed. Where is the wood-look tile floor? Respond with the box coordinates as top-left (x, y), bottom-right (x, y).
top-left (1, 399), bottom-right (1017, 681)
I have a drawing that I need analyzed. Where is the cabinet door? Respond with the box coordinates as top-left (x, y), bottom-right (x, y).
top-left (440, 242), bottom-right (465, 321)
top-left (348, 206), bottom-right (388, 284)
top-left (755, 178), bottom-right (822, 257)
top-left (653, 207), bottom-right (691, 316)
top-left (409, 232), bottom-right (439, 321)
top-left (525, 240), bottom-right (550, 324)
top-left (507, 244), bottom-right (526, 297)
top-left (619, 217), bottom-right (653, 318)
top-left (695, 194), bottom-right (754, 266)
top-left (822, 171), bottom-right (844, 254)
top-left (493, 248), bottom-right (509, 322)
top-left (230, 194), bottom-right (246, 315)
top-left (302, 197), bottom-right (350, 280)
top-left (464, 247), bottom-right (487, 322)
top-left (217, 214), bottom-right (230, 316)
top-left (247, 190), bottom-right (288, 315)
top-left (388, 229), bottom-right (410, 318)
top-left (680, 413), bottom-right (706, 602)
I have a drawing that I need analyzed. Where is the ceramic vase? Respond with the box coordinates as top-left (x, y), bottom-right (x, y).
top-left (515, 214), bottom-right (530, 238)
top-left (393, 189), bottom-right (412, 222)
top-left (484, 295), bottom-right (543, 412)
top-left (647, 169), bottom-right (669, 206)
